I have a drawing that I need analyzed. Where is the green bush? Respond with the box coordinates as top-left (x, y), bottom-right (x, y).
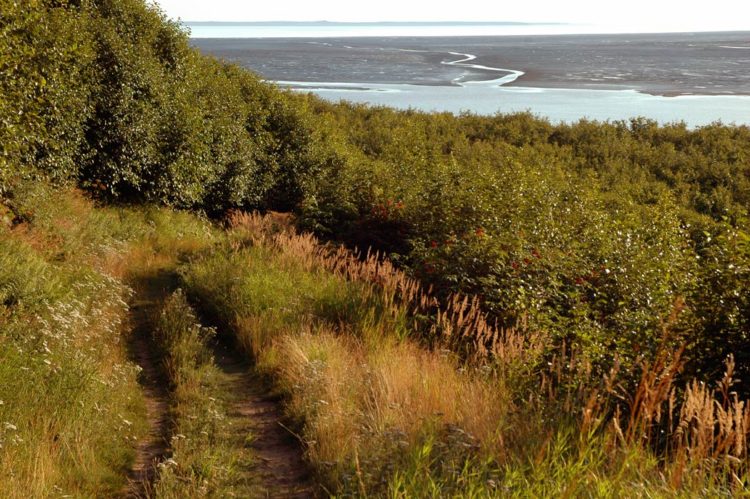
top-left (0, 0), bottom-right (94, 192)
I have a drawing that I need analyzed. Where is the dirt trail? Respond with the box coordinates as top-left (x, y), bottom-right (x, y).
top-left (125, 320), bottom-right (170, 496)
top-left (122, 272), bottom-right (176, 498)
top-left (212, 341), bottom-right (315, 498)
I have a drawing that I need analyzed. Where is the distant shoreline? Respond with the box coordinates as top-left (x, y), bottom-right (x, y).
top-left (183, 21), bottom-right (750, 39)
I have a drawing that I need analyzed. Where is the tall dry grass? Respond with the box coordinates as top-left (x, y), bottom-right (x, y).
top-left (227, 211), bottom-right (543, 365)
top-left (203, 212), bottom-right (750, 495)
top-left (267, 329), bottom-right (508, 484)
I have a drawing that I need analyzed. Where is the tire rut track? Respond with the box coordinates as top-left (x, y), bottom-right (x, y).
top-left (121, 272), bottom-right (177, 498)
top-left (212, 341), bottom-right (315, 498)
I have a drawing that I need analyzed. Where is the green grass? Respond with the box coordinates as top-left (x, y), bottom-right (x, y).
top-left (0, 188), bottom-right (145, 496)
top-left (0, 182), bottom-right (218, 496)
top-left (150, 290), bottom-right (252, 497)
top-left (181, 243), bottom-right (399, 357)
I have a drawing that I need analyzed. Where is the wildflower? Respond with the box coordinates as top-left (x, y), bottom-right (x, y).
top-left (475, 227), bottom-right (486, 237)
top-left (3, 422), bottom-right (17, 431)
top-left (430, 240), bottom-right (438, 248)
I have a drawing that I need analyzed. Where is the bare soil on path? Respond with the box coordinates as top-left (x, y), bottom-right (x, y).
top-left (122, 270), bottom-right (177, 498)
top-left (212, 341), bottom-right (315, 498)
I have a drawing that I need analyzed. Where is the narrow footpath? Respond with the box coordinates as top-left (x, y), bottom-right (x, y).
top-left (122, 271), bottom-right (176, 498)
top-left (212, 342), bottom-right (315, 498)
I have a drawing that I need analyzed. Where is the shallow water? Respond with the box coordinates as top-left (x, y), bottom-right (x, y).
top-left (280, 81), bottom-right (750, 127)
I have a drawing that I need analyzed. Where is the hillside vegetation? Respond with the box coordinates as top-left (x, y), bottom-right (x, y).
top-left (2, 0), bottom-right (750, 496)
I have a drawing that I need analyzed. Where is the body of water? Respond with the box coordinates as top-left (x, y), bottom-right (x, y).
top-left (189, 25), bottom-right (750, 127)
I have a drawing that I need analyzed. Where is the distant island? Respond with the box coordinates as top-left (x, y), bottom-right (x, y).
top-left (183, 20), bottom-right (566, 26)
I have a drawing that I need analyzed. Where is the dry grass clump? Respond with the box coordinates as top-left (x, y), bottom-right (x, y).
top-left (677, 357), bottom-right (750, 466)
top-left (264, 329), bottom-right (506, 492)
top-left (622, 353), bottom-right (750, 490)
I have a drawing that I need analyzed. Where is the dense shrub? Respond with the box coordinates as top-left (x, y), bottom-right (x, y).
top-left (301, 103), bottom-right (750, 386)
top-left (0, 0), bottom-right (94, 192)
top-left (0, 0), bottom-right (344, 211)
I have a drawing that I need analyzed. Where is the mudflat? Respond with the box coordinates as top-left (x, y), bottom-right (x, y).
top-left (192, 31), bottom-right (750, 96)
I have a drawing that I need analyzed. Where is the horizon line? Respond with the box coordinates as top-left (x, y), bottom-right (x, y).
top-left (182, 20), bottom-right (570, 26)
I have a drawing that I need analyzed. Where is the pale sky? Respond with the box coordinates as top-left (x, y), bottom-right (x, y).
top-left (151, 0), bottom-right (749, 32)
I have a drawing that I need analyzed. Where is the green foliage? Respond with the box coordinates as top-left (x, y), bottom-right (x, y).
top-left (687, 222), bottom-right (750, 381)
top-left (0, 0), bottom-right (94, 191)
top-left (0, 0), bottom-right (345, 211)
top-left (299, 105), bottom-right (750, 387)
top-left (0, 190), bottom-right (145, 496)
top-left (3, 0), bottom-right (750, 406)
